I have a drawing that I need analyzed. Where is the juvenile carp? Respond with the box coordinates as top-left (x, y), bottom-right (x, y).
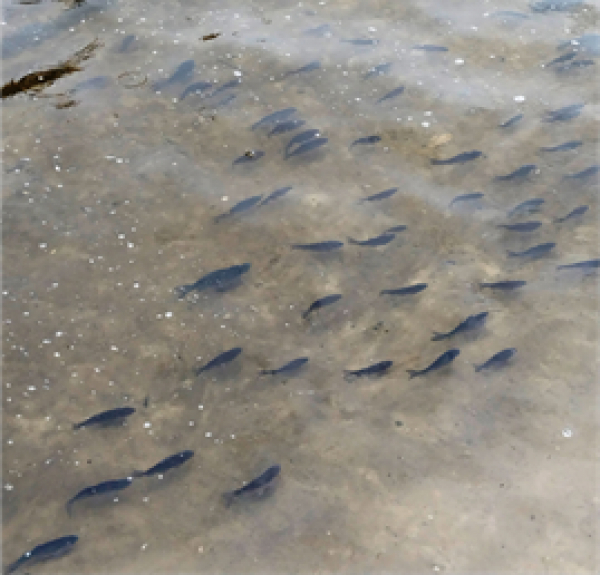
top-left (223, 465), bottom-right (281, 506)
top-left (407, 349), bottom-right (460, 378)
top-left (73, 407), bottom-right (135, 430)
top-left (196, 348), bottom-right (242, 375)
top-left (431, 150), bottom-right (483, 165)
top-left (6, 535), bottom-right (78, 575)
top-left (133, 450), bottom-right (194, 478)
top-left (431, 312), bottom-right (488, 341)
top-left (344, 360), bottom-right (393, 377)
top-left (475, 348), bottom-right (517, 372)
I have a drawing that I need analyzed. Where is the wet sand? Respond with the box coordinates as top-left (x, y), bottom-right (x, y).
top-left (2, 0), bottom-right (599, 572)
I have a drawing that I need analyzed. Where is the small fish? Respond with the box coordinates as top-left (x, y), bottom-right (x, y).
top-left (175, 263), bottom-right (251, 298)
top-left (474, 348), bottom-right (517, 372)
top-left (543, 103), bottom-right (584, 123)
top-left (260, 186), bottom-right (293, 205)
top-left (303, 24), bottom-right (331, 37)
top-left (364, 63), bottom-right (392, 78)
top-left (195, 347), bottom-right (243, 375)
top-left (350, 135), bottom-right (381, 148)
top-left (554, 205), bottom-right (588, 222)
top-left (507, 198), bottom-right (545, 217)
top-left (214, 195), bottom-right (263, 222)
top-left (480, 280), bottom-right (527, 291)
top-left (133, 450), bottom-right (194, 478)
top-left (251, 107), bottom-right (297, 131)
top-left (359, 188), bottom-right (398, 203)
top-left (557, 259), bottom-right (600, 270)
top-left (259, 357), bottom-right (309, 375)
top-left (347, 232), bottom-right (396, 247)
top-left (497, 221), bottom-right (542, 232)
top-left (407, 349), bottom-right (460, 379)
top-left (376, 86), bottom-right (405, 104)
top-left (223, 465), bottom-right (281, 507)
top-left (283, 61), bottom-right (320, 78)
top-left (539, 140), bottom-right (582, 152)
top-left (268, 119), bottom-right (305, 137)
top-left (67, 477), bottom-right (133, 514)
top-left (302, 294), bottom-right (342, 319)
top-left (507, 242), bottom-right (556, 258)
top-left (494, 164), bottom-right (537, 181)
top-left (563, 165), bottom-right (599, 180)
top-left (153, 60), bottom-right (195, 91)
top-left (498, 113), bottom-right (524, 128)
top-left (431, 312), bottom-right (488, 341)
top-left (291, 240), bottom-right (343, 252)
top-left (385, 225), bottom-right (408, 233)
top-left (558, 33), bottom-right (600, 56)
top-left (211, 77), bottom-right (242, 97)
top-left (285, 129), bottom-right (321, 156)
top-left (344, 360), bottom-right (393, 377)
top-left (530, 0), bottom-right (583, 12)
top-left (233, 150), bottom-right (265, 166)
top-left (73, 407), bottom-right (135, 430)
top-left (492, 10), bottom-right (530, 18)
top-left (555, 59), bottom-right (595, 72)
top-left (180, 81), bottom-right (212, 100)
top-left (545, 51), bottom-right (578, 67)
top-left (285, 137), bottom-right (328, 159)
top-left (342, 38), bottom-right (378, 46)
top-left (450, 192), bottom-right (484, 206)
top-left (6, 535), bottom-right (78, 575)
top-left (380, 283), bottom-right (427, 296)
top-left (430, 150), bottom-right (483, 165)
top-left (412, 44), bottom-right (449, 51)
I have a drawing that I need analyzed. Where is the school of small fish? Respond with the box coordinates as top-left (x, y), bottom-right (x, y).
top-left (4, 5), bottom-right (598, 574)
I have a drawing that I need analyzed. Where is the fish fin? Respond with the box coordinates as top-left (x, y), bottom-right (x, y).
top-left (406, 370), bottom-right (420, 379)
top-left (431, 332), bottom-right (446, 341)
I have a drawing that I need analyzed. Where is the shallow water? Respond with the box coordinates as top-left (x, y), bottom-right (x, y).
top-left (2, 0), bottom-right (599, 572)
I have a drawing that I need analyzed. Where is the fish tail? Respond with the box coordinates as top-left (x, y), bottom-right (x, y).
top-left (222, 491), bottom-right (236, 508)
top-left (406, 370), bottom-right (420, 379)
top-left (431, 332), bottom-right (446, 341)
top-left (174, 284), bottom-right (192, 299)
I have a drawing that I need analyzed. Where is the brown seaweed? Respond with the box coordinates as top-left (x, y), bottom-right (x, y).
top-left (1, 38), bottom-right (102, 99)
top-left (202, 32), bottom-right (222, 41)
